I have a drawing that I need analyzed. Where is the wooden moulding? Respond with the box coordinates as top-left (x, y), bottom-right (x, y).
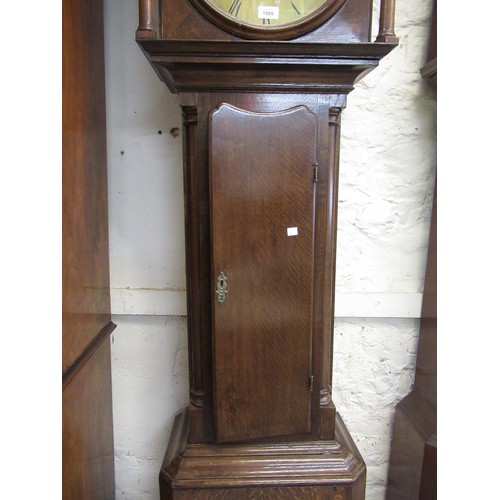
top-left (375, 0), bottom-right (398, 43)
top-left (136, 0), bottom-right (398, 43)
top-left (386, 391), bottom-right (436, 499)
top-left (62, 321), bottom-right (116, 390)
top-left (137, 40), bottom-right (397, 95)
top-left (137, 0), bottom-right (157, 39)
top-left (160, 409), bottom-right (366, 499)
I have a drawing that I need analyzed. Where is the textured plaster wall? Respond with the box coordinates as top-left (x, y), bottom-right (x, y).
top-left (332, 1), bottom-right (436, 495)
top-left (104, 0), bottom-right (436, 498)
top-left (332, 319), bottom-right (420, 498)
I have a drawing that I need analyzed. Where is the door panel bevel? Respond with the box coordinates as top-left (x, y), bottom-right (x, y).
top-left (209, 103), bottom-right (318, 442)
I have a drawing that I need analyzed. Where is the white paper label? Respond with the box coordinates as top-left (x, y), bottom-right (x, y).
top-left (258, 5), bottom-right (279, 19)
top-left (287, 227), bottom-right (298, 237)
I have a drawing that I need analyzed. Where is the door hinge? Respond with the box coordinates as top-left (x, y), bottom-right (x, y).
top-left (309, 375), bottom-right (314, 392)
top-left (313, 162), bottom-right (318, 183)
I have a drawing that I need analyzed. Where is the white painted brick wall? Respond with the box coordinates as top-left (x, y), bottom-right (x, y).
top-left (104, 0), bottom-right (436, 498)
top-left (332, 319), bottom-right (421, 499)
top-left (111, 317), bottom-right (189, 499)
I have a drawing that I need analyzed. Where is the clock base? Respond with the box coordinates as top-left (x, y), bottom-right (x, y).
top-left (159, 408), bottom-right (366, 499)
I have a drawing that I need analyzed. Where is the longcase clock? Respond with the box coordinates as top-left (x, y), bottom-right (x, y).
top-left (135, 0), bottom-right (398, 497)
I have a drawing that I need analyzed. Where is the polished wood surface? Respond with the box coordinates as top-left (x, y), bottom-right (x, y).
top-left (137, 1), bottom-right (399, 497)
top-left (375, 0), bottom-right (397, 43)
top-left (210, 104), bottom-right (317, 442)
top-left (62, 0), bottom-right (113, 376)
top-left (62, 0), bottom-right (115, 496)
top-left (137, 0), bottom-right (156, 39)
top-left (62, 341), bottom-right (115, 499)
top-left (419, 431), bottom-right (437, 500)
top-left (386, 390), bottom-right (436, 500)
top-left (157, 0), bottom-right (372, 42)
top-left (176, 93), bottom-right (348, 444)
top-left (318, 106), bottom-right (342, 440)
top-left (137, 0), bottom-right (399, 43)
top-left (161, 409), bottom-right (365, 499)
top-left (137, 39), bottom-right (396, 95)
top-left (188, 0), bottom-right (350, 40)
top-left (137, 3), bottom-right (397, 451)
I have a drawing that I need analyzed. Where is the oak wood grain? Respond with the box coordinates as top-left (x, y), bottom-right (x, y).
top-left (138, 39), bottom-right (397, 95)
top-left (62, 0), bottom-right (115, 497)
top-left (210, 104), bottom-right (317, 441)
top-left (157, 0), bottom-right (373, 42)
top-left (137, 4), bottom-right (398, 498)
top-left (161, 408), bottom-right (364, 498)
top-left (62, 0), bottom-right (113, 376)
top-left (175, 92), bottom-right (361, 445)
top-left (62, 338), bottom-right (115, 499)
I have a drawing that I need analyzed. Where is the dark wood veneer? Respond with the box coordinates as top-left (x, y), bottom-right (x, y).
top-left (188, 0), bottom-right (349, 40)
top-left (62, 0), bottom-right (115, 496)
top-left (161, 409), bottom-right (365, 498)
top-left (159, 0), bottom-right (372, 41)
top-left (173, 92), bottom-right (352, 445)
top-left (63, 340), bottom-right (115, 499)
top-left (137, 40), bottom-right (397, 94)
top-left (136, 0), bottom-right (398, 497)
top-left (137, 0), bottom-right (404, 44)
top-left (210, 104), bottom-right (317, 442)
top-left (62, 321), bottom-right (116, 391)
top-left (62, 0), bottom-right (113, 376)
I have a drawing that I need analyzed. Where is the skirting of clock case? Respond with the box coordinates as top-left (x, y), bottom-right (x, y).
top-left (160, 409), bottom-right (366, 499)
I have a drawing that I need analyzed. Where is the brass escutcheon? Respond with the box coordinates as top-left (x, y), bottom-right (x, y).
top-left (216, 271), bottom-right (229, 304)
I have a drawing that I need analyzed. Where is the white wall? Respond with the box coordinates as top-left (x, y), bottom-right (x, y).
top-left (104, 1), bottom-right (436, 498)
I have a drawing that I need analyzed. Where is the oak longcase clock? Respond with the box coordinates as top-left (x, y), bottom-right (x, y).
top-left (136, 0), bottom-right (398, 497)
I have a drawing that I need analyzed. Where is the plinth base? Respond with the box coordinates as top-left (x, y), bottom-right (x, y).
top-left (160, 409), bottom-right (366, 499)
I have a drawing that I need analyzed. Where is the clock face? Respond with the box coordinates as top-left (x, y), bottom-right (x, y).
top-left (208, 0), bottom-right (330, 27)
top-left (192, 0), bottom-right (347, 39)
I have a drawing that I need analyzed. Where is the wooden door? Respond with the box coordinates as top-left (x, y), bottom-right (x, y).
top-left (210, 103), bottom-right (317, 442)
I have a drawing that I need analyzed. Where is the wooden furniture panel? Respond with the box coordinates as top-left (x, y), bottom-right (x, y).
top-left (386, 390), bottom-right (436, 500)
top-left (161, 409), bottom-right (365, 499)
top-left (174, 486), bottom-right (349, 499)
top-left (62, 0), bottom-right (114, 377)
top-left (136, 1), bottom-right (399, 498)
top-left (62, 341), bottom-right (115, 499)
top-left (210, 104), bottom-right (317, 442)
top-left (160, 0), bottom-right (373, 42)
top-left (62, 0), bottom-right (115, 497)
top-left (419, 431), bottom-right (437, 500)
top-left (180, 93), bottom-right (344, 444)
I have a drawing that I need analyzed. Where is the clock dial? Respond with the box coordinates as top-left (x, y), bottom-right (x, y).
top-left (206, 0), bottom-right (333, 28)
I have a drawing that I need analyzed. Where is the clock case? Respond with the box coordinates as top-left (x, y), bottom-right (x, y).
top-left (136, 0), bottom-right (397, 497)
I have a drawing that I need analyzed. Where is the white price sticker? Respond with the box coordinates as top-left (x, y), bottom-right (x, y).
top-left (258, 5), bottom-right (280, 19)
top-left (287, 227), bottom-right (298, 237)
